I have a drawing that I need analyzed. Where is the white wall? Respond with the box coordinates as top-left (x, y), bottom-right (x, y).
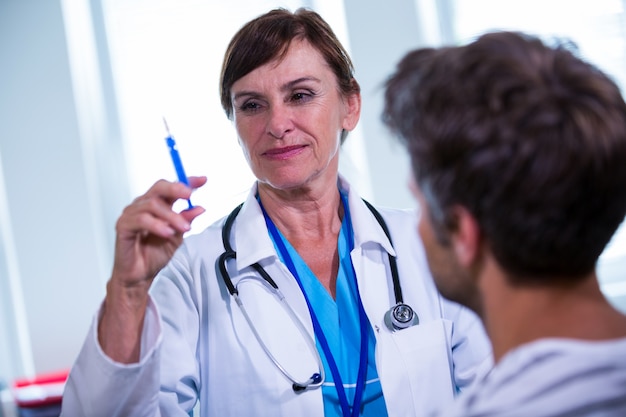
top-left (0, 0), bottom-right (128, 379)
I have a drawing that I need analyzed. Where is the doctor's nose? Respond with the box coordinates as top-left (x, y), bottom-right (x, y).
top-left (266, 105), bottom-right (294, 139)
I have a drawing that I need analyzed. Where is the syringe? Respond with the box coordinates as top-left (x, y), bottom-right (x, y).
top-left (163, 118), bottom-right (193, 209)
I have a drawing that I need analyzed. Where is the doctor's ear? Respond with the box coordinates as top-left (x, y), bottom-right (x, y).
top-left (449, 206), bottom-right (482, 267)
top-left (341, 91), bottom-right (361, 132)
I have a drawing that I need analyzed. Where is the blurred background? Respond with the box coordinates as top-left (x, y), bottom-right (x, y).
top-left (1, 0), bottom-right (625, 405)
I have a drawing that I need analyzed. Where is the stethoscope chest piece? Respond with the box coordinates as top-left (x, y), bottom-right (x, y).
top-left (384, 303), bottom-right (419, 332)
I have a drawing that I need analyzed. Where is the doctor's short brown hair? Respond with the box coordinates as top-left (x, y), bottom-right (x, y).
top-left (219, 7), bottom-right (360, 121)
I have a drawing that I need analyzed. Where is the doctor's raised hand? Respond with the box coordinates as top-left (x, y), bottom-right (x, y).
top-left (61, 7), bottom-right (492, 417)
top-left (101, 177), bottom-right (206, 363)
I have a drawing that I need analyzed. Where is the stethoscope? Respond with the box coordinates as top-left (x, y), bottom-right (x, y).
top-left (217, 199), bottom-right (419, 392)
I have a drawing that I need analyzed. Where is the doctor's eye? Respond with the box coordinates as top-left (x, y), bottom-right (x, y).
top-left (289, 90), bottom-right (316, 104)
top-left (238, 100), bottom-right (264, 113)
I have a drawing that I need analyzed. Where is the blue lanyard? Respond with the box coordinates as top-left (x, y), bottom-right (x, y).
top-left (260, 194), bottom-right (369, 417)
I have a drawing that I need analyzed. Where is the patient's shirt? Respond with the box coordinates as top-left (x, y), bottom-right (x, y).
top-left (438, 337), bottom-right (626, 417)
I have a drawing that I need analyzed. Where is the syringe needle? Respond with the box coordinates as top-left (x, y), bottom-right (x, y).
top-left (163, 117), bottom-right (171, 136)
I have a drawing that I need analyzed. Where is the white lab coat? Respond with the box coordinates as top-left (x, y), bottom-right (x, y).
top-left (61, 177), bottom-right (492, 417)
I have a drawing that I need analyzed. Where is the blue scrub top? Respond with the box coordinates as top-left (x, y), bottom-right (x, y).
top-left (268, 203), bottom-right (388, 417)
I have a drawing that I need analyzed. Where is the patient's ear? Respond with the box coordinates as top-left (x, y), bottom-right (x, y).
top-left (450, 206), bottom-right (481, 267)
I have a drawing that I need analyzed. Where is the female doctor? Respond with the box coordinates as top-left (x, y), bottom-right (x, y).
top-left (61, 7), bottom-right (492, 417)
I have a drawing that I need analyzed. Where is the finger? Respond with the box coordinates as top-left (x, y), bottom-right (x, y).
top-left (187, 175), bottom-right (208, 189)
top-left (140, 196), bottom-right (192, 234)
top-left (136, 212), bottom-right (180, 238)
top-left (145, 179), bottom-right (194, 206)
top-left (117, 209), bottom-right (175, 240)
top-left (118, 195), bottom-right (191, 238)
top-left (160, 178), bottom-right (206, 206)
top-left (180, 205), bottom-right (206, 224)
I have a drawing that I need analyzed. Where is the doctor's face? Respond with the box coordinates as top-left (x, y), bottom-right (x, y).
top-left (409, 178), bottom-right (482, 313)
top-left (230, 39), bottom-right (360, 192)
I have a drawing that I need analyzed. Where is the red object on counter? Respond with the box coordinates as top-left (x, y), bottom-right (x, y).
top-left (12, 369), bottom-right (68, 409)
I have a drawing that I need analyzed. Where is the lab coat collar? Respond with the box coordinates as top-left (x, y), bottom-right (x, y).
top-left (340, 175), bottom-right (397, 257)
top-left (232, 176), bottom-right (396, 271)
top-left (232, 182), bottom-right (276, 270)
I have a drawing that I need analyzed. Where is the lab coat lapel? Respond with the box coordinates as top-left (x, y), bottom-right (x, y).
top-left (232, 187), bottom-right (314, 327)
top-left (343, 178), bottom-right (396, 328)
top-left (343, 180), bottom-right (421, 416)
top-left (229, 187), bottom-right (320, 387)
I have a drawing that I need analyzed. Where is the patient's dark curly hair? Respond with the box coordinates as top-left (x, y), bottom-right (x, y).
top-left (383, 31), bottom-right (626, 282)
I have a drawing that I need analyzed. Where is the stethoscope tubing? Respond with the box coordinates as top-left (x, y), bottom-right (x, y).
top-left (217, 197), bottom-right (418, 392)
top-left (232, 281), bottom-right (325, 390)
top-left (218, 203), bottom-right (325, 390)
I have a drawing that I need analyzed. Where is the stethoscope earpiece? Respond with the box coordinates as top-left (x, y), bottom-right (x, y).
top-left (384, 303), bottom-right (419, 332)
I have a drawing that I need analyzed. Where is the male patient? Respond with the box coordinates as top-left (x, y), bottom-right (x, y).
top-left (383, 31), bottom-right (626, 416)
